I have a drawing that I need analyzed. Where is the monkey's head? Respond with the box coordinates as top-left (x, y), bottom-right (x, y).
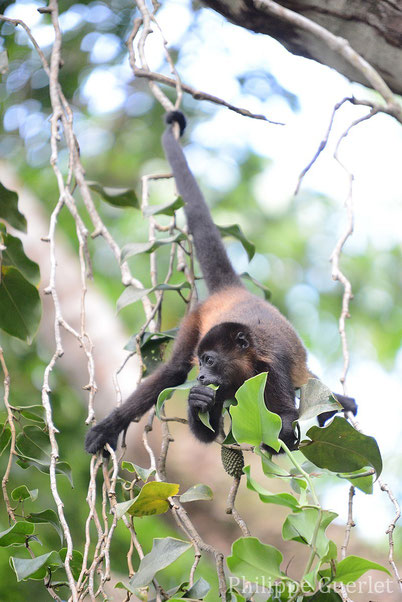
top-left (196, 322), bottom-right (256, 396)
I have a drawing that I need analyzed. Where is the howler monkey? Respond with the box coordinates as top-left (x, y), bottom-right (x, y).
top-left (85, 111), bottom-right (357, 455)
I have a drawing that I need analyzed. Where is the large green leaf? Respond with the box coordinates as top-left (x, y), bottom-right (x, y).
top-left (0, 228), bottom-right (40, 285)
top-left (282, 508), bottom-right (337, 558)
top-left (300, 417), bottom-right (382, 478)
top-left (88, 181), bottom-right (139, 208)
top-left (298, 378), bottom-right (341, 421)
top-left (243, 465), bottom-right (300, 510)
top-left (227, 537), bottom-right (284, 586)
top-left (115, 481), bottom-right (179, 518)
top-left (218, 224), bottom-right (255, 261)
top-left (231, 373), bottom-right (281, 451)
top-left (0, 266), bottom-right (41, 342)
top-left (319, 555), bottom-right (390, 584)
top-left (0, 182), bottom-right (27, 232)
top-left (10, 551), bottom-right (62, 581)
top-left (128, 537), bottom-right (191, 588)
top-left (0, 522), bottom-right (35, 547)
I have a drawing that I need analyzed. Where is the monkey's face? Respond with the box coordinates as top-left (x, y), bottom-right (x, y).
top-left (197, 323), bottom-right (255, 397)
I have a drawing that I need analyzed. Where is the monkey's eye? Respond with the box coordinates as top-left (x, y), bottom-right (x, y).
top-left (204, 354), bottom-right (214, 367)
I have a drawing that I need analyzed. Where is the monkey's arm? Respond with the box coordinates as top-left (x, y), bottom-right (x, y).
top-left (263, 356), bottom-right (300, 452)
top-left (85, 311), bottom-right (200, 454)
top-left (317, 393), bottom-right (357, 427)
top-left (187, 385), bottom-right (223, 443)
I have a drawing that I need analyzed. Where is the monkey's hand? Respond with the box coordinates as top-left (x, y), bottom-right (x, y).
top-left (85, 409), bottom-right (125, 455)
top-left (188, 385), bottom-right (221, 443)
top-left (188, 385), bottom-right (216, 414)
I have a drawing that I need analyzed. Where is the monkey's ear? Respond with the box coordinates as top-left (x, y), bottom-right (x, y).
top-left (235, 331), bottom-right (249, 349)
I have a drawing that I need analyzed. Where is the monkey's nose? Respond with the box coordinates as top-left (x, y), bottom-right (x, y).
top-left (197, 374), bottom-right (206, 383)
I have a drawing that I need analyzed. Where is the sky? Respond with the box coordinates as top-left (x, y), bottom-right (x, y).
top-left (4, 0), bottom-right (402, 543)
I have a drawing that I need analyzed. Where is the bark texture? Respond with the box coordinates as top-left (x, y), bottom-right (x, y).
top-left (202, 0), bottom-right (402, 96)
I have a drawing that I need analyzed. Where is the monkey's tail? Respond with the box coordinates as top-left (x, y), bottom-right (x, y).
top-left (162, 111), bottom-right (243, 293)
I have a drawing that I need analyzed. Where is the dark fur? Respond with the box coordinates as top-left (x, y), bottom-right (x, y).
top-left (85, 111), bottom-right (357, 455)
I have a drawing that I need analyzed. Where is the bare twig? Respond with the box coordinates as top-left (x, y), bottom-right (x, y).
top-left (226, 477), bottom-right (251, 537)
top-left (341, 486), bottom-right (355, 560)
top-left (0, 348), bottom-right (16, 523)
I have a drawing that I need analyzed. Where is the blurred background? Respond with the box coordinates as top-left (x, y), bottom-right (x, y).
top-left (0, 0), bottom-right (401, 599)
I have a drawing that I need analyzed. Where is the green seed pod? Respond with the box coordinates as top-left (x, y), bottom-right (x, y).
top-left (221, 446), bottom-right (244, 478)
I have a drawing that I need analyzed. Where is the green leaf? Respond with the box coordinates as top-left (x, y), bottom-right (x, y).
top-left (121, 461), bottom-right (155, 482)
top-left (143, 196), bottom-right (185, 216)
top-left (319, 555), bottom-right (390, 584)
top-left (231, 373), bottom-right (281, 451)
top-left (0, 229), bottom-right (40, 285)
top-left (15, 456), bottom-right (73, 485)
top-left (0, 426), bottom-right (11, 455)
top-left (338, 468), bottom-right (374, 494)
top-left (180, 484), bottom-right (213, 503)
top-left (320, 539), bottom-right (338, 564)
top-left (125, 328), bottom-right (178, 352)
top-left (300, 417), bottom-right (382, 478)
top-left (11, 551), bottom-right (62, 581)
top-left (243, 465), bottom-right (300, 509)
top-left (121, 232), bottom-right (186, 262)
top-left (128, 537), bottom-right (191, 588)
top-left (88, 181), bottom-right (139, 208)
top-left (218, 224), bottom-right (255, 261)
top-left (117, 285), bottom-right (153, 311)
top-left (156, 380), bottom-right (197, 417)
top-left (19, 405), bottom-right (45, 424)
top-left (11, 485), bottom-right (38, 503)
top-left (0, 182), bottom-right (27, 232)
top-left (227, 537), bottom-right (284, 586)
top-left (26, 509), bottom-right (63, 544)
top-left (0, 522), bottom-right (35, 547)
top-left (117, 281), bottom-right (190, 312)
top-left (16, 426), bottom-right (50, 461)
top-left (298, 379), bottom-right (341, 421)
top-left (59, 548), bottom-right (83, 580)
top-left (282, 509), bottom-right (337, 558)
top-left (124, 328), bottom-right (178, 376)
top-left (256, 448), bottom-right (290, 478)
top-left (198, 410), bottom-right (214, 431)
top-left (0, 266), bottom-right (41, 342)
top-left (116, 481), bottom-right (179, 517)
top-left (240, 272), bottom-right (271, 300)
top-left (184, 577), bottom-right (211, 599)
